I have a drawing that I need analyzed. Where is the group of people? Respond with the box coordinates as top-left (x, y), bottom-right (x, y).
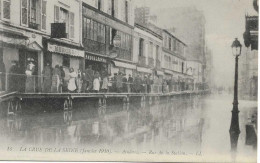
top-left (42, 64), bottom-right (109, 93)
top-left (2, 60), bottom-right (193, 94)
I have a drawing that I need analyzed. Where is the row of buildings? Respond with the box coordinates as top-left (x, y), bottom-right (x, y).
top-left (0, 0), bottom-right (209, 92)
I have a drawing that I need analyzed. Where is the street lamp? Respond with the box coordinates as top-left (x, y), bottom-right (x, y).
top-left (229, 38), bottom-right (242, 152)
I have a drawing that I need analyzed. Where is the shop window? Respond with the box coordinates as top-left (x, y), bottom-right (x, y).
top-left (0, 0), bottom-right (10, 21)
top-left (54, 6), bottom-right (74, 39)
top-left (63, 55), bottom-right (70, 68)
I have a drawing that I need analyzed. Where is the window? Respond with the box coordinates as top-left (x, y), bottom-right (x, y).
top-left (174, 39), bottom-right (177, 51)
top-left (1, 0), bottom-right (11, 21)
top-left (139, 38), bottom-right (144, 56)
top-left (156, 45), bottom-right (159, 60)
top-left (54, 6), bottom-right (74, 39)
top-left (168, 37), bottom-right (171, 50)
top-left (20, 0), bottom-right (46, 30)
top-left (83, 18), bottom-right (106, 44)
top-left (63, 55), bottom-right (70, 68)
top-left (149, 42), bottom-right (153, 58)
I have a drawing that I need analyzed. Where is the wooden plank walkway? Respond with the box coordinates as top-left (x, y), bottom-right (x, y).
top-left (0, 90), bottom-right (209, 102)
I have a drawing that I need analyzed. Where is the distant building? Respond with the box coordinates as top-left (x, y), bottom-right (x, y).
top-left (156, 7), bottom-right (206, 89)
top-left (135, 7), bottom-right (150, 25)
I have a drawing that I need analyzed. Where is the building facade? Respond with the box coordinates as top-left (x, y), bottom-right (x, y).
top-left (0, 0), bottom-right (84, 92)
top-left (82, 0), bottom-right (135, 77)
top-left (133, 23), bottom-right (163, 78)
top-left (161, 30), bottom-right (192, 91)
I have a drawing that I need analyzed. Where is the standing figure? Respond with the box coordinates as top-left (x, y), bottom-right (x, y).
top-left (147, 75), bottom-right (153, 93)
top-left (116, 72), bottom-right (123, 93)
top-left (93, 71), bottom-right (100, 93)
top-left (0, 60), bottom-right (6, 91)
top-left (68, 68), bottom-right (77, 93)
top-left (76, 69), bottom-right (83, 93)
top-left (128, 74), bottom-right (133, 93)
top-left (25, 60), bottom-right (36, 93)
top-left (122, 73), bottom-right (127, 93)
top-left (83, 65), bottom-right (94, 92)
top-left (134, 74), bottom-right (142, 93)
top-left (42, 62), bottom-right (52, 93)
top-left (101, 72), bottom-right (108, 93)
top-left (51, 65), bottom-right (61, 93)
top-left (8, 61), bottom-right (19, 92)
top-left (60, 66), bottom-right (65, 92)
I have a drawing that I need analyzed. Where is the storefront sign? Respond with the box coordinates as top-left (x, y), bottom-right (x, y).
top-left (114, 61), bottom-right (136, 69)
top-left (156, 70), bottom-right (164, 76)
top-left (137, 67), bottom-right (152, 74)
top-left (85, 54), bottom-right (107, 63)
top-left (1, 35), bottom-right (28, 47)
top-left (48, 43), bottom-right (84, 57)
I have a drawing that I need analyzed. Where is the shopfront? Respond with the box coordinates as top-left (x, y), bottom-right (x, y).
top-left (136, 66), bottom-right (153, 79)
top-left (111, 60), bottom-right (136, 77)
top-left (44, 38), bottom-right (84, 81)
top-left (85, 53), bottom-right (108, 75)
top-left (1, 29), bottom-right (44, 92)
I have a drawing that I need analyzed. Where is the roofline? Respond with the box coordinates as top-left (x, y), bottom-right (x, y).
top-left (163, 29), bottom-right (187, 46)
top-left (135, 23), bottom-right (163, 40)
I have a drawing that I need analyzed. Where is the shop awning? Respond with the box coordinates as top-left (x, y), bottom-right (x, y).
top-left (164, 69), bottom-right (173, 75)
top-left (156, 70), bottom-right (164, 76)
top-left (137, 67), bottom-right (152, 74)
top-left (0, 32), bottom-right (28, 48)
top-left (113, 60), bottom-right (136, 69)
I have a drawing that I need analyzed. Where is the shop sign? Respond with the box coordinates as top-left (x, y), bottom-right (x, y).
top-left (114, 61), bottom-right (136, 69)
top-left (48, 43), bottom-right (84, 57)
top-left (164, 69), bottom-right (173, 75)
top-left (1, 35), bottom-right (28, 46)
top-left (85, 54), bottom-right (107, 63)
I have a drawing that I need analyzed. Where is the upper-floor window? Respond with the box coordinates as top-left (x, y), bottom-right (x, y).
top-left (168, 37), bottom-right (171, 50)
top-left (156, 45), bottom-right (159, 60)
top-left (54, 5), bottom-right (74, 38)
top-left (148, 42), bottom-right (153, 58)
top-left (139, 38), bottom-right (144, 57)
top-left (0, 0), bottom-right (11, 21)
top-left (83, 17), bottom-right (106, 44)
top-left (21, 0), bottom-right (46, 30)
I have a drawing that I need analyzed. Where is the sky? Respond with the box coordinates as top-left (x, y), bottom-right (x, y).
top-left (134, 0), bottom-right (258, 87)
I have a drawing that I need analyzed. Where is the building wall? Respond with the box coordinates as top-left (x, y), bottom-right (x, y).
top-left (133, 26), bottom-right (162, 68)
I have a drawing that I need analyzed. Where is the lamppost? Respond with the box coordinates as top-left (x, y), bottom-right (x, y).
top-left (229, 38), bottom-right (242, 152)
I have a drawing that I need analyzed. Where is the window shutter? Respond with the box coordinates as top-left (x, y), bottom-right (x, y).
top-left (69, 12), bottom-right (74, 38)
top-left (41, 0), bottom-right (46, 30)
top-left (3, 0), bottom-right (10, 20)
top-left (36, 0), bottom-right (42, 29)
top-left (0, 0), bottom-right (2, 19)
top-left (21, 0), bottom-right (28, 25)
top-left (54, 5), bottom-right (59, 23)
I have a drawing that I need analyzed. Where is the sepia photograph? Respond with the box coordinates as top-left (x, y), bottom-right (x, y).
top-left (0, 0), bottom-right (258, 162)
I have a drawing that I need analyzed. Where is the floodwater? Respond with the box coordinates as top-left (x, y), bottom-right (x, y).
top-left (0, 93), bottom-right (257, 162)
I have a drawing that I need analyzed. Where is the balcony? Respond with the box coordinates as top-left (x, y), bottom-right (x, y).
top-left (138, 56), bottom-right (146, 66)
top-left (29, 22), bottom-right (40, 30)
top-left (148, 57), bottom-right (154, 68)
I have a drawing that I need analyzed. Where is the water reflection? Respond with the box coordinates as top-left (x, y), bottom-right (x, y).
top-left (0, 95), bottom-right (257, 162)
top-left (1, 96), bottom-right (204, 151)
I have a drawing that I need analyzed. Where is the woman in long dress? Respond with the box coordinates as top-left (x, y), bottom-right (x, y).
top-left (68, 68), bottom-right (77, 93)
top-left (93, 72), bottom-right (100, 93)
top-left (76, 69), bottom-right (83, 93)
top-left (25, 60), bottom-right (36, 93)
top-left (51, 65), bottom-right (61, 93)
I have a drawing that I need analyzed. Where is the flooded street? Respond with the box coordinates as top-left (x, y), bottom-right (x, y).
top-left (0, 94), bottom-right (257, 162)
